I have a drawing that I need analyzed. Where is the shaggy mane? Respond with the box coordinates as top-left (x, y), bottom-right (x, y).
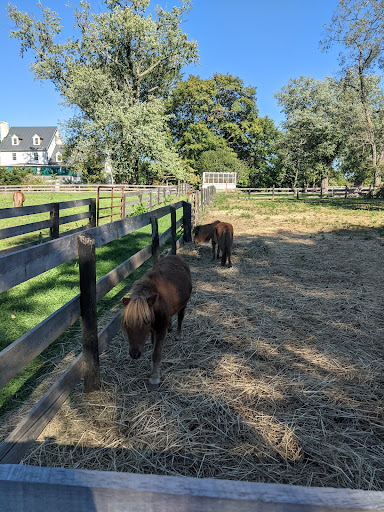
top-left (121, 280), bottom-right (156, 332)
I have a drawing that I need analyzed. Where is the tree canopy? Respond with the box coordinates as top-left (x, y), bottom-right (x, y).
top-left (8, 0), bottom-right (199, 183)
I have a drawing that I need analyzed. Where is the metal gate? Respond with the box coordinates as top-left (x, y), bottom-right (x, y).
top-left (96, 186), bottom-right (125, 226)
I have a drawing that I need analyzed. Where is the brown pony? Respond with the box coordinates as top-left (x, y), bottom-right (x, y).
top-left (121, 255), bottom-right (192, 390)
top-left (192, 220), bottom-right (221, 245)
top-left (212, 222), bottom-right (234, 267)
top-left (193, 220), bottom-right (221, 259)
top-left (13, 190), bottom-right (25, 207)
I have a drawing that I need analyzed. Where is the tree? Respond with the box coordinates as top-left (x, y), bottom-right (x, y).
top-left (321, 0), bottom-right (384, 185)
top-left (195, 147), bottom-right (251, 187)
top-left (276, 76), bottom-right (343, 187)
top-left (166, 73), bottom-right (279, 184)
top-left (8, 0), bottom-right (199, 183)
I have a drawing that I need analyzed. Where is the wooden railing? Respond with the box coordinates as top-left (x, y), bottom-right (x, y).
top-left (1, 464), bottom-right (383, 511)
top-left (187, 186), bottom-right (216, 224)
top-left (0, 183), bottom-right (189, 194)
top-left (0, 200), bottom-right (192, 465)
top-left (0, 199), bottom-right (96, 256)
top-left (236, 186), bottom-right (379, 199)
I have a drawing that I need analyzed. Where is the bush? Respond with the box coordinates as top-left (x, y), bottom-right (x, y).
top-left (0, 167), bottom-right (30, 185)
top-left (128, 203), bottom-right (148, 216)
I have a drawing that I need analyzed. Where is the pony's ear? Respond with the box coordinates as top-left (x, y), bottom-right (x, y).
top-left (146, 293), bottom-right (158, 307)
top-left (122, 297), bottom-right (131, 306)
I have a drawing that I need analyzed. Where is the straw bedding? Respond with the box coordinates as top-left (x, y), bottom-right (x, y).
top-left (20, 199), bottom-right (384, 489)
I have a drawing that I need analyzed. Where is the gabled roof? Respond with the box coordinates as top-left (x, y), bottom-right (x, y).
top-left (0, 126), bottom-right (59, 151)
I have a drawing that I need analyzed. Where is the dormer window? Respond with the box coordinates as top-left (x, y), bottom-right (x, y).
top-left (12, 135), bottom-right (19, 145)
top-left (33, 134), bottom-right (41, 145)
top-left (56, 152), bottom-right (63, 163)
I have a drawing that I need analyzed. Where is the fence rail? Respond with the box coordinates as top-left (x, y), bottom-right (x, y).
top-left (1, 464), bottom-right (383, 511)
top-left (0, 184), bottom-right (189, 255)
top-left (0, 183), bottom-right (188, 194)
top-left (0, 198), bottom-right (96, 256)
top-left (236, 186), bottom-right (379, 199)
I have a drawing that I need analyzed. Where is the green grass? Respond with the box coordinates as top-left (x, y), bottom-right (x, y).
top-left (0, 194), bottom-right (183, 415)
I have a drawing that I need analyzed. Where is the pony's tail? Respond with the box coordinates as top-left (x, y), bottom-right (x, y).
top-left (221, 230), bottom-right (232, 266)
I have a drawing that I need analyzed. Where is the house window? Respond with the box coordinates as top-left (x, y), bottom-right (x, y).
top-left (33, 135), bottom-right (40, 145)
top-left (56, 152), bottom-right (62, 163)
top-left (34, 152), bottom-right (39, 161)
top-left (12, 153), bottom-right (16, 161)
top-left (12, 135), bottom-right (19, 145)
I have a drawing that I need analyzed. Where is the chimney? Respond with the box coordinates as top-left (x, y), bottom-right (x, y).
top-left (0, 122), bottom-right (9, 142)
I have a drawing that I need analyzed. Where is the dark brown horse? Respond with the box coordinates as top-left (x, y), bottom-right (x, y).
top-left (193, 220), bottom-right (221, 259)
top-left (213, 222), bottom-right (234, 267)
top-left (192, 220), bottom-right (220, 245)
top-left (13, 190), bottom-right (25, 207)
top-left (121, 255), bottom-right (192, 390)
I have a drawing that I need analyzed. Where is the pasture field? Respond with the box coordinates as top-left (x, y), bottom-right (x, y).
top-left (2, 194), bottom-right (384, 490)
top-left (0, 193), bottom-right (183, 414)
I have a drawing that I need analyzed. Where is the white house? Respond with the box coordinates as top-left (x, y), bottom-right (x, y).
top-left (0, 121), bottom-right (67, 175)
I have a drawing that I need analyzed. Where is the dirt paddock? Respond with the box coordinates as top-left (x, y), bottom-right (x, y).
top-left (22, 197), bottom-right (384, 490)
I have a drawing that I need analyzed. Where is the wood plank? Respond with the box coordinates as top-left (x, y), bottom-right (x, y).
top-left (78, 233), bottom-right (100, 393)
top-left (0, 204), bottom-right (53, 219)
top-left (96, 244), bottom-right (152, 302)
top-left (0, 354), bottom-right (83, 464)
top-left (0, 199), bottom-right (92, 220)
top-left (0, 465), bottom-right (383, 512)
top-left (0, 218), bottom-right (52, 240)
top-left (59, 211), bottom-right (90, 226)
top-left (0, 295), bottom-right (81, 390)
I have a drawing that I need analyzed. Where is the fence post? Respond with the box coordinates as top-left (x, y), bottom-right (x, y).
top-left (170, 206), bottom-right (177, 255)
top-left (50, 203), bottom-right (60, 239)
top-left (345, 186), bottom-right (348, 199)
top-left (149, 191), bottom-right (152, 210)
top-left (78, 233), bottom-right (100, 393)
top-left (151, 215), bottom-right (160, 265)
top-left (121, 194), bottom-right (127, 220)
top-left (157, 187), bottom-right (160, 206)
top-left (272, 186), bottom-right (275, 201)
top-left (89, 198), bottom-right (97, 228)
top-left (295, 188), bottom-right (299, 200)
top-left (183, 201), bottom-right (192, 242)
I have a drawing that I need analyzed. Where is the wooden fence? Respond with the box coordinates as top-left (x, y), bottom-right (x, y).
top-left (187, 186), bottom-right (216, 224)
top-left (0, 198), bottom-right (96, 256)
top-left (1, 464), bottom-right (383, 511)
top-left (0, 183), bottom-right (189, 194)
top-left (236, 186), bottom-right (378, 199)
top-left (0, 185), bottom-right (189, 255)
top-left (0, 199), bottom-right (192, 465)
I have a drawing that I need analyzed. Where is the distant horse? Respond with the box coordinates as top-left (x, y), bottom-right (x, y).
top-left (121, 255), bottom-right (192, 390)
top-left (213, 222), bottom-right (234, 267)
top-left (13, 190), bottom-right (25, 207)
top-left (193, 220), bottom-right (221, 257)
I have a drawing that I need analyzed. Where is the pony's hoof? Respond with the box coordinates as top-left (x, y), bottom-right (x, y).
top-left (149, 382), bottom-right (159, 391)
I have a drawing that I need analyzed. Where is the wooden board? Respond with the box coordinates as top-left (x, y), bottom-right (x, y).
top-left (0, 464), bottom-right (383, 511)
top-left (0, 296), bottom-right (81, 390)
top-left (0, 355), bottom-right (83, 464)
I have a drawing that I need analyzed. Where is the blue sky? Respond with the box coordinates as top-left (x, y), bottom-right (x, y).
top-left (0, 0), bottom-right (341, 130)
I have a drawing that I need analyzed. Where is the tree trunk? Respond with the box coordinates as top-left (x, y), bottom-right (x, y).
top-left (358, 62), bottom-right (381, 185)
